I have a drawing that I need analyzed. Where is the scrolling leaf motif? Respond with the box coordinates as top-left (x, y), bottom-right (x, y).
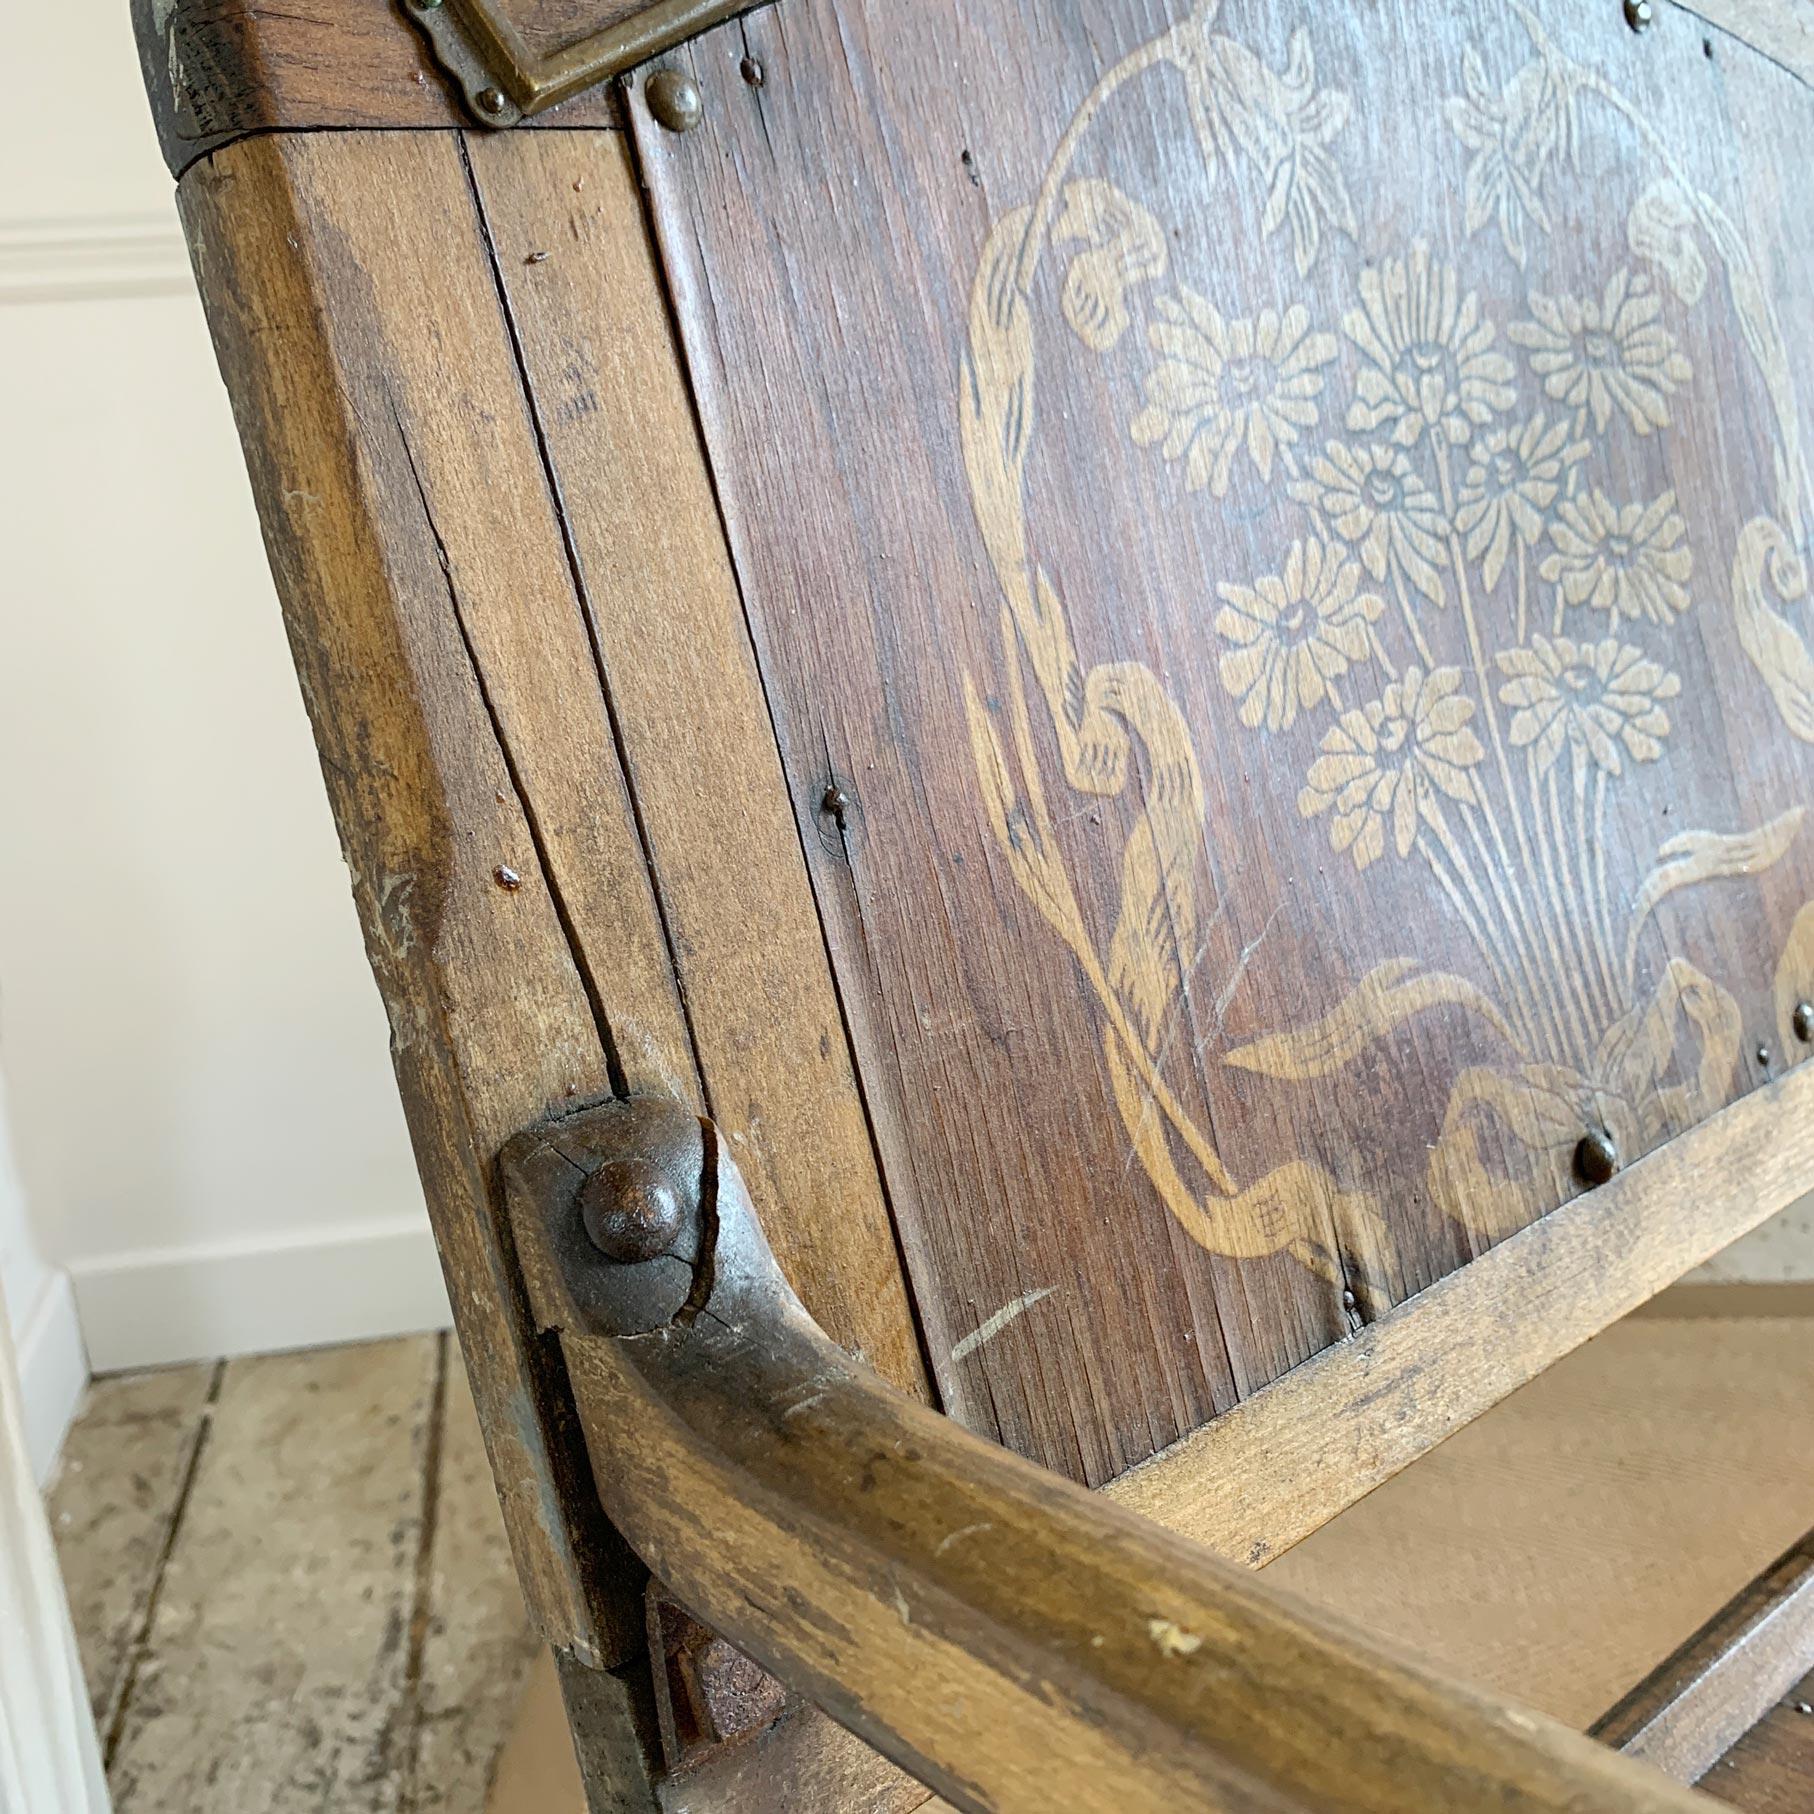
top-left (962, 1), bottom-right (1814, 1287)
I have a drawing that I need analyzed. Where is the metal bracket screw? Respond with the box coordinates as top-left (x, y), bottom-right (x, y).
top-left (646, 69), bottom-right (704, 133)
top-left (1624, 0), bottom-right (1654, 31)
top-left (1574, 1128), bottom-right (1619, 1187)
top-left (580, 1158), bottom-right (687, 1264)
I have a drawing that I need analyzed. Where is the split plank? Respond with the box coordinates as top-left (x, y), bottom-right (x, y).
top-left (178, 127), bottom-right (704, 1664)
top-left (47, 1363), bottom-right (216, 1735)
top-left (106, 1338), bottom-right (437, 1813)
top-left (460, 128), bottom-right (928, 1395)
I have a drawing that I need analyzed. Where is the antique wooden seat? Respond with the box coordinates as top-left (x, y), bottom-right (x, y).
top-left (133, 0), bottom-right (1814, 1806)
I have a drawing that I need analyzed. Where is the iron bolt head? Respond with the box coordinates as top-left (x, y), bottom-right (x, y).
top-left (1574, 1128), bottom-right (1619, 1187)
top-left (646, 69), bottom-right (704, 133)
top-left (1793, 1000), bottom-right (1814, 1043)
top-left (476, 86), bottom-right (507, 115)
top-left (579, 1158), bottom-right (686, 1263)
top-left (1624, 0), bottom-right (1653, 30)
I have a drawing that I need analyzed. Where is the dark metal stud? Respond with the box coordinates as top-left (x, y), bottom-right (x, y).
top-left (740, 53), bottom-right (765, 87)
top-left (579, 1157), bottom-right (687, 1263)
top-left (822, 784), bottom-right (850, 816)
top-left (646, 68), bottom-right (704, 133)
top-left (1793, 1001), bottom-right (1814, 1043)
top-left (1574, 1128), bottom-right (1618, 1187)
top-left (1624, 0), bottom-right (1653, 30)
top-left (475, 86), bottom-right (507, 115)
top-left (1756, 1042), bottom-right (1771, 1067)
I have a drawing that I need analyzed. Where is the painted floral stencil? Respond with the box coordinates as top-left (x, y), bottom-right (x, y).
top-left (962, 0), bottom-right (1814, 1303)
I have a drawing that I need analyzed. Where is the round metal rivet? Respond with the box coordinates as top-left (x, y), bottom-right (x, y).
top-left (1574, 1128), bottom-right (1618, 1187)
top-left (579, 1158), bottom-right (686, 1264)
top-left (740, 54), bottom-right (765, 88)
top-left (475, 86), bottom-right (507, 115)
top-left (1624, 0), bottom-right (1653, 30)
top-left (1793, 1001), bottom-right (1814, 1043)
top-left (1756, 1042), bottom-right (1771, 1067)
top-left (646, 68), bottom-right (704, 133)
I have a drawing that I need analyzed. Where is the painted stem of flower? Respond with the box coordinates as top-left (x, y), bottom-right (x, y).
top-left (1418, 834), bottom-right (1537, 1057)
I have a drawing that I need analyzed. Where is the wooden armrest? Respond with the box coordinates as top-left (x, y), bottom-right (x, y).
top-left (502, 1097), bottom-right (1707, 1813)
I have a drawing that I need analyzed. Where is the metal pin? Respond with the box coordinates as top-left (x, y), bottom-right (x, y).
top-left (1574, 1128), bottom-right (1618, 1187)
top-left (646, 68), bottom-right (704, 133)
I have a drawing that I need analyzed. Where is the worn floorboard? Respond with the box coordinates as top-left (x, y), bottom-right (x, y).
top-left (414, 1353), bottom-right (541, 1811)
top-left (47, 1362), bottom-right (218, 1737)
top-left (101, 1337), bottom-right (439, 1812)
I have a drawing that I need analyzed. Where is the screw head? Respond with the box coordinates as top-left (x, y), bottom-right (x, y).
top-left (646, 68), bottom-right (704, 133)
top-left (578, 1158), bottom-right (687, 1264)
top-left (475, 86), bottom-right (507, 115)
top-left (1624, 0), bottom-right (1653, 30)
top-left (1574, 1128), bottom-right (1619, 1187)
top-left (1794, 1000), bottom-right (1814, 1044)
top-left (821, 784), bottom-right (850, 816)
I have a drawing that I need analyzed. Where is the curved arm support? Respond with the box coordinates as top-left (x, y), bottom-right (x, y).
top-left (502, 1096), bottom-right (1705, 1814)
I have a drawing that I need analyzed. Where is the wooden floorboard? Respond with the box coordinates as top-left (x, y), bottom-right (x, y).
top-left (103, 1337), bottom-right (439, 1812)
top-left (414, 1350), bottom-right (541, 1811)
top-left (47, 1362), bottom-right (218, 1736)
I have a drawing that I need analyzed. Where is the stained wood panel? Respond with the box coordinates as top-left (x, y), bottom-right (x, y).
top-left (631, 0), bottom-right (1814, 1482)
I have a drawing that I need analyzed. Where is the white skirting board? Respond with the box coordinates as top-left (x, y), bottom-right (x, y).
top-left (13, 1270), bottom-right (88, 1487)
top-left (0, 1307), bottom-right (108, 1813)
top-left (69, 1218), bottom-right (453, 1375)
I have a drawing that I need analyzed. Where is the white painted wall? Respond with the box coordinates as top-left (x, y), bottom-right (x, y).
top-left (0, 0), bottom-right (447, 1385)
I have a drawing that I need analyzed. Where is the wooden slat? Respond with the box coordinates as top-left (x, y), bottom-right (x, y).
top-left (177, 126), bottom-right (707, 1665)
top-left (460, 128), bottom-right (928, 1395)
top-left (628, 0), bottom-right (1814, 1489)
top-left (1105, 1058), bottom-right (1814, 1563)
top-left (106, 1339), bottom-right (437, 1812)
top-left (1593, 1529), bottom-right (1814, 1785)
top-left (46, 1364), bottom-right (216, 1734)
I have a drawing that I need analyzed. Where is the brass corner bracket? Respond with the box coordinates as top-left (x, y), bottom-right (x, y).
top-left (402, 0), bottom-right (757, 125)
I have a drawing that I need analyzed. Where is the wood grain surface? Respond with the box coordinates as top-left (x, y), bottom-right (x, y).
top-left (131, 0), bottom-right (619, 178)
top-left (630, 0), bottom-right (1814, 1484)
